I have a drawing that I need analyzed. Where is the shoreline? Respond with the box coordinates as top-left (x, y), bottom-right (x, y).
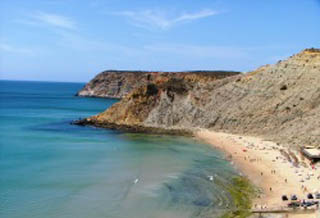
top-left (72, 118), bottom-right (192, 136)
top-left (72, 118), bottom-right (320, 217)
top-left (195, 129), bottom-right (320, 218)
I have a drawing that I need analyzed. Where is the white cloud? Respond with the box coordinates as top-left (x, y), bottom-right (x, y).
top-left (112, 9), bottom-right (219, 30)
top-left (19, 12), bottom-right (76, 30)
top-left (0, 43), bottom-right (34, 55)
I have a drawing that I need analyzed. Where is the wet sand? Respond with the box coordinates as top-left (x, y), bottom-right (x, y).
top-left (195, 129), bottom-right (320, 218)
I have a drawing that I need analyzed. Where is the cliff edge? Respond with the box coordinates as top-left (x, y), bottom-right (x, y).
top-left (79, 48), bottom-right (320, 148)
top-left (76, 70), bottom-right (240, 98)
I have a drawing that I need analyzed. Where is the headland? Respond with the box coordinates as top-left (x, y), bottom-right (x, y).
top-left (75, 48), bottom-right (320, 217)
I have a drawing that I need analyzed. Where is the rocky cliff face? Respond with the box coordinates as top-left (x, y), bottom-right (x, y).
top-left (79, 49), bottom-right (320, 148)
top-left (76, 70), bottom-right (240, 98)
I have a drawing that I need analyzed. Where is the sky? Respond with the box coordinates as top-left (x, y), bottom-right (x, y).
top-left (0, 0), bottom-right (319, 82)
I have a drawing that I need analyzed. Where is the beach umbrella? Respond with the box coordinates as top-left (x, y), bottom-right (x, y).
top-left (282, 195), bottom-right (288, 201)
top-left (291, 195), bottom-right (298, 201)
top-left (307, 193), bottom-right (314, 199)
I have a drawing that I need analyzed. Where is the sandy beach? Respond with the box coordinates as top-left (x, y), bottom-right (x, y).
top-left (195, 129), bottom-right (320, 218)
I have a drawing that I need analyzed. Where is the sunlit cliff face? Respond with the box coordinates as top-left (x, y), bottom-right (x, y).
top-left (81, 49), bottom-right (320, 148)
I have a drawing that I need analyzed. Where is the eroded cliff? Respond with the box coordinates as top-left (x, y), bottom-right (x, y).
top-left (76, 70), bottom-right (239, 98)
top-left (79, 49), bottom-right (320, 148)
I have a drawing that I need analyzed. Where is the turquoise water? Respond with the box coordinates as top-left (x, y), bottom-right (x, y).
top-left (0, 80), bottom-right (239, 218)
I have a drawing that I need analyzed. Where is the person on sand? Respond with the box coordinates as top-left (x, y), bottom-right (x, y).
top-left (271, 170), bottom-right (275, 174)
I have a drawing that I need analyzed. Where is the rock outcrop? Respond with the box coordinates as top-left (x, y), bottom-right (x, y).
top-left (78, 49), bottom-right (320, 148)
top-left (76, 70), bottom-right (240, 98)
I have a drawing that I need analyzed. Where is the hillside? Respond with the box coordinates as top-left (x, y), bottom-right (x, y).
top-left (76, 70), bottom-right (240, 98)
top-left (78, 49), bottom-right (320, 148)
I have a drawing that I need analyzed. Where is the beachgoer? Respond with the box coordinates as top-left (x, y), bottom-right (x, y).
top-left (304, 187), bottom-right (307, 192)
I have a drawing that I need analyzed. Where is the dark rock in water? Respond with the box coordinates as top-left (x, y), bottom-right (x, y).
top-left (71, 118), bottom-right (192, 136)
top-left (70, 119), bottom-right (88, 126)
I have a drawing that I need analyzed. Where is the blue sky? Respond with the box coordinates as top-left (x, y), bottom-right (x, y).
top-left (0, 0), bottom-right (319, 82)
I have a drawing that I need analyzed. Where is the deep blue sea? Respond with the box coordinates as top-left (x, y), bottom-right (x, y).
top-left (0, 80), bottom-right (239, 218)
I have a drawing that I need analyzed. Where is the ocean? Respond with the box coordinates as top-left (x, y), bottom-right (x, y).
top-left (0, 80), bottom-right (239, 218)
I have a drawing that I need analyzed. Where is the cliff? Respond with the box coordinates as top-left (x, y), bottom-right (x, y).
top-left (78, 49), bottom-right (320, 148)
top-left (76, 70), bottom-right (240, 98)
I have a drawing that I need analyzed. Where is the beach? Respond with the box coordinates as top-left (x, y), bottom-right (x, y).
top-left (196, 129), bottom-right (320, 218)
